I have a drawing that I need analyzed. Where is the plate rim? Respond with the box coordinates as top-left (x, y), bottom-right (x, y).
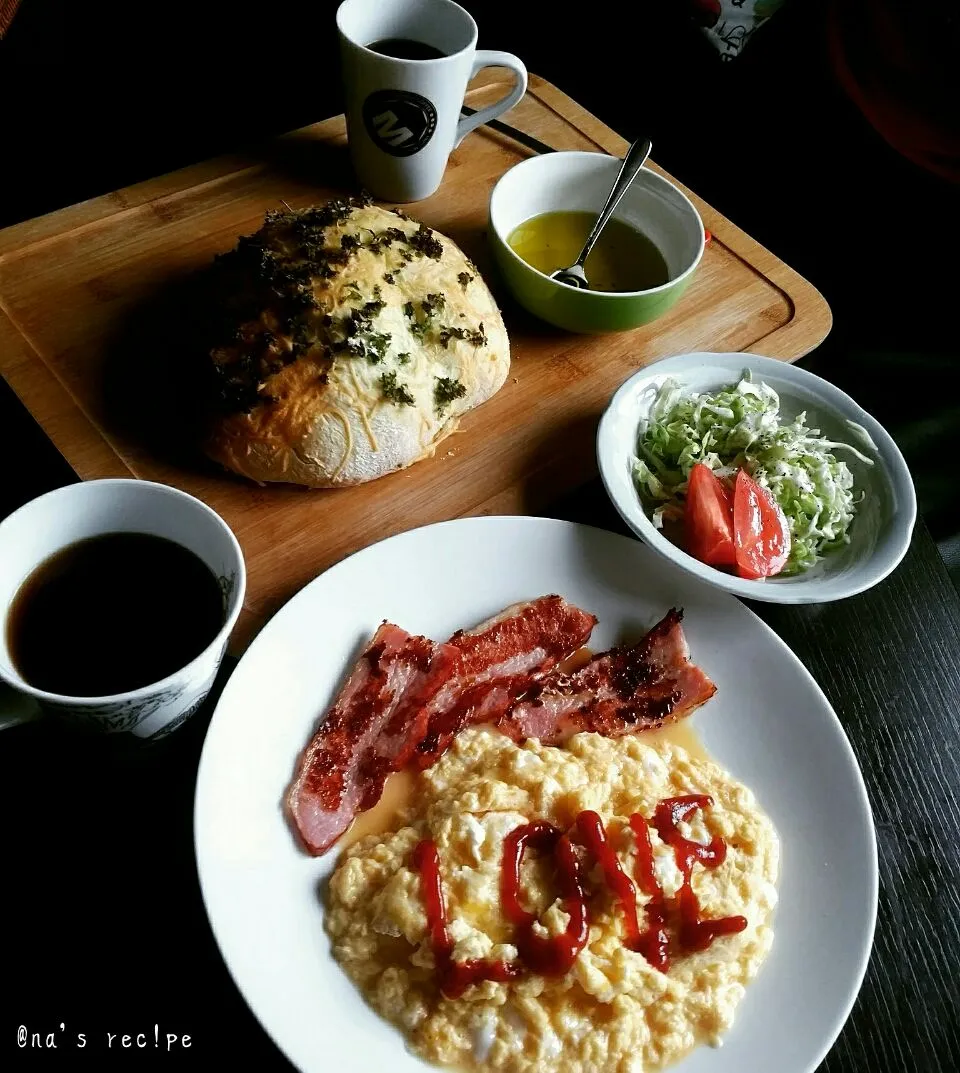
top-left (194, 514), bottom-right (879, 1073)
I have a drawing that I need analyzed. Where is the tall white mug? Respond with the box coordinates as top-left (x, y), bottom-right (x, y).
top-left (337, 0), bottom-right (528, 202)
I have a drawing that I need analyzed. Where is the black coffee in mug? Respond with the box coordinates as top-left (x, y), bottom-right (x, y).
top-left (7, 532), bottom-right (224, 697)
top-left (366, 37), bottom-right (447, 61)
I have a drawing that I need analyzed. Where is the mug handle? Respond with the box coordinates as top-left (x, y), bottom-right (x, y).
top-left (454, 50), bottom-right (528, 149)
top-left (0, 680), bottom-right (43, 731)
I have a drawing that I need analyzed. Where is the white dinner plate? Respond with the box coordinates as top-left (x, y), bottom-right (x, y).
top-left (194, 517), bottom-right (877, 1073)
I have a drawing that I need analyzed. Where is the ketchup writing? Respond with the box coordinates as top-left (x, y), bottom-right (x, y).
top-left (628, 813), bottom-right (670, 972)
top-left (413, 795), bottom-right (746, 997)
top-left (412, 840), bottom-right (521, 999)
top-left (500, 821), bottom-right (589, 975)
top-left (653, 795), bottom-right (748, 952)
top-left (576, 811), bottom-right (646, 949)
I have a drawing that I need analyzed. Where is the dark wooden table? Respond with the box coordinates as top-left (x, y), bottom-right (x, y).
top-left (2, 364), bottom-right (959, 1072)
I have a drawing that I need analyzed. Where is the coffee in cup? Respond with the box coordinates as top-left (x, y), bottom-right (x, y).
top-left (0, 479), bottom-right (246, 739)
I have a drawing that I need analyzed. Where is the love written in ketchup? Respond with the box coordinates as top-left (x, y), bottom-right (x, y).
top-left (413, 795), bottom-right (747, 999)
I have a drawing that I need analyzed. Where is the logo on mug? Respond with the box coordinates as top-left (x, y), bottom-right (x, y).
top-left (362, 89), bottom-right (437, 157)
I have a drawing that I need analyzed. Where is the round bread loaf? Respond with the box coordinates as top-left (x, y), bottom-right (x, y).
top-left (203, 197), bottom-right (510, 487)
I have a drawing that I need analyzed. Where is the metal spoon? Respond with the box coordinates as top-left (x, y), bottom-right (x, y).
top-left (550, 137), bottom-right (653, 289)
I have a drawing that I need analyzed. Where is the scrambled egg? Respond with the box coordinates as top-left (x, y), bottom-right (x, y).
top-left (326, 729), bottom-right (780, 1072)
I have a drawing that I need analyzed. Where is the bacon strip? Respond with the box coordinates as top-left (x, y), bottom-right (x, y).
top-left (501, 609), bottom-right (716, 744)
top-left (285, 602), bottom-right (714, 858)
top-left (410, 596), bottom-right (599, 769)
top-left (285, 623), bottom-right (460, 855)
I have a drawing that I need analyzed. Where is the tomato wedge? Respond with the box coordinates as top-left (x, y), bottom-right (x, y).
top-left (685, 463), bottom-right (736, 567)
top-left (732, 470), bottom-right (790, 579)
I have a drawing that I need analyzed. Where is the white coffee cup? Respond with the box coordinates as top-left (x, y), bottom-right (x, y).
top-left (0, 480), bottom-right (246, 740)
top-left (337, 0), bottom-right (528, 202)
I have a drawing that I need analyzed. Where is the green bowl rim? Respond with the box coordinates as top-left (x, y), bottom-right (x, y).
top-left (488, 151), bottom-right (706, 300)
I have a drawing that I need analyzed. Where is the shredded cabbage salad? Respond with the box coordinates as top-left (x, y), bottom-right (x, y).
top-left (631, 373), bottom-right (875, 575)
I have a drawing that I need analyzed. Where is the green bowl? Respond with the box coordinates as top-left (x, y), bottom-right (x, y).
top-left (488, 151), bottom-right (705, 333)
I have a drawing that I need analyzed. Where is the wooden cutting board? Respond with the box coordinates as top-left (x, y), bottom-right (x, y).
top-left (0, 73), bottom-right (830, 650)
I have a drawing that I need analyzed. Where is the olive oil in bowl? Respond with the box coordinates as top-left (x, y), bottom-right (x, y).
top-left (507, 210), bottom-right (670, 293)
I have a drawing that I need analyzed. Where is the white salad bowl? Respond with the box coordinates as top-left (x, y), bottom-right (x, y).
top-left (597, 352), bottom-right (917, 604)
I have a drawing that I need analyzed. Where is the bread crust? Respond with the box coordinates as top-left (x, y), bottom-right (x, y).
top-left (204, 200), bottom-right (510, 487)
